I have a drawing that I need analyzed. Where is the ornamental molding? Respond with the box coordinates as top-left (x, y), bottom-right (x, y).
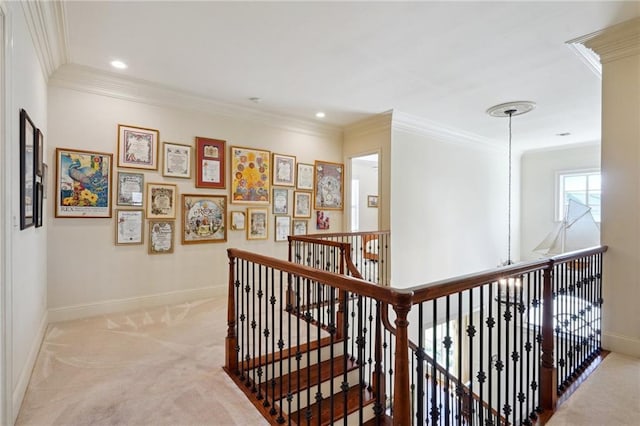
top-left (573, 17), bottom-right (640, 64)
top-left (343, 110), bottom-right (392, 140)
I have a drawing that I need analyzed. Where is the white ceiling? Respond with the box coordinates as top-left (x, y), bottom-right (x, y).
top-left (61, 1), bottom-right (640, 151)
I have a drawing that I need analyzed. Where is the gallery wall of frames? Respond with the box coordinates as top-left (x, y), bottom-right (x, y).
top-left (50, 123), bottom-right (345, 254)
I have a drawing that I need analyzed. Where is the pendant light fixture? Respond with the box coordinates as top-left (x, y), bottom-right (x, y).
top-left (486, 101), bottom-right (536, 265)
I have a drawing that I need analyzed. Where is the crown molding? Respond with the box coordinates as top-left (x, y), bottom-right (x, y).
top-left (392, 110), bottom-right (502, 152)
top-left (573, 17), bottom-right (640, 65)
top-left (343, 110), bottom-right (392, 140)
top-left (49, 64), bottom-right (342, 139)
top-left (20, 0), bottom-right (68, 80)
top-left (565, 42), bottom-right (602, 78)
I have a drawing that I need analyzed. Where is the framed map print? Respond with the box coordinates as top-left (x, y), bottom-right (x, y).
top-left (182, 194), bottom-right (227, 244)
top-left (117, 124), bottom-right (159, 170)
top-left (314, 160), bottom-right (344, 210)
top-left (196, 137), bottom-right (225, 188)
top-left (230, 146), bottom-right (270, 204)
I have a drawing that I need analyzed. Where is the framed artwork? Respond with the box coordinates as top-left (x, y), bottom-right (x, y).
top-left (247, 207), bottom-right (268, 240)
top-left (146, 183), bottom-right (177, 219)
top-left (230, 146), bottom-right (270, 204)
top-left (36, 128), bottom-right (44, 177)
top-left (35, 181), bottom-right (43, 228)
top-left (273, 153), bottom-right (296, 187)
top-left (117, 124), bottom-right (159, 170)
top-left (296, 163), bottom-right (314, 190)
top-left (42, 163), bottom-right (48, 199)
top-left (314, 160), bottom-right (344, 210)
top-left (115, 209), bottom-right (144, 245)
top-left (182, 194), bottom-right (227, 244)
top-left (367, 195), bottom-right (379, 208)
top-left (316, 210), bottom-right (330, 230)
top-left (148, 220), bottom-right (175, 254)
top-left (20, 109), bottom-right (35, 228)
top-left (231, 211), bottom-right (246, 230)
top-left (117, 172), bottom-right (144, 206)
top-left (195, 137), bottom-right (225, 188)
top-left (292, 219), bottom-right (308, 236)
top-left (55, 147), bottom-right (112, 218)
top-left (162, 142), bottom-right (192, 178)
top-left (272, 188), bottom-right (289, 214)
top-left (275, 216), bottom-right (291, 242)
top-left (293, 191), bottom-right (312, 218)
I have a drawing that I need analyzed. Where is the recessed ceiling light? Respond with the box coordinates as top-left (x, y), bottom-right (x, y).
top-left (110, 60), bottom-right (127, 70)
top-left (556, 132), bottom-right (571, 137)
top-left (249, 97), bottom-right (262, 103)
top-left (315, 112), bottom-right (326, 118)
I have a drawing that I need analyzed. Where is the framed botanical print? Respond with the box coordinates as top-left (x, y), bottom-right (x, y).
top-left (293, 191), bottom-right (312, 218)
top-left (146, 183), bottom-right (177, 219)
top-left (196, 137), bottom-right (225, 188)
top-left (162, 142), bottom-right (192, 178)
top-left (115, 209), bottom-right (144, 245)
top-left (314, 160), bottom-right (344, 210)
top-left (182, 194), bottom-right (227, 244)
top-left (273, 153), bottom-right (296, 187)
top-left (117, 124), bottom-right (159, 170)
top-left (296, 163), bottom-right (314, 190)
top-left (231, 211), bottom-right (246, 230)
top-left (292, 219), bottom-right (308, 236)
top-left (272, 188), bottom-right (289, 214)
top-left (117, 172), bottom-right (144, 206)
top-left (149, 220), bottom-right (175, 254)
top-left (230, 146), bottom-right (270, 204)
top-left (247, 207), bottom-right (268, 240)
top-left (274, 216), bottom-right (291, 242)
top-left (20, 109), bottom-right (35, 228)
top-left (55, 147), bottom-right (112, 218)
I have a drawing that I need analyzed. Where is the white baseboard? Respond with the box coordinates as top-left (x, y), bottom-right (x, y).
top-left (602, 332), bottom-right (640, 358)
top-left (48, 286), bottom-right (225, 323)
top-left (13, 310), bottom-right (49, 423)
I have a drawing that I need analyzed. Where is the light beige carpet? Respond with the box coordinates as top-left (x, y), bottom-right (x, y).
top-left (16, 298), bottom-right (269, 426)
top-left (546, 352), bottom-right (640, 425)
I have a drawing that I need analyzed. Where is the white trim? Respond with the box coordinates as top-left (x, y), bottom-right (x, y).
top-left (603, 332), bottom-right (640, 358)
top-left (565, 41), bottom-right (602, 79)
top-left (343, 110), bottom-right (392, 139)
top-left (577, 17), bottom-right (640, 64)
top-left (12, 311), bottom-right (47, 422)
top-left (47, 286), bottom-right (224, 323)
top-left (49, 64), bottom-right (342, 139)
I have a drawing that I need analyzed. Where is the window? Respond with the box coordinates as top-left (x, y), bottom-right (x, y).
top-left (557, 170), bottom-right (601, 222)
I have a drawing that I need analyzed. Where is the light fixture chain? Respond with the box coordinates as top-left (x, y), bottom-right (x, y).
top-left (507, 111), bottom-right (513, 264)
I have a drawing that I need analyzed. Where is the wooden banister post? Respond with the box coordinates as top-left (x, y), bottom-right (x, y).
top-left (225, 251), bottom-right (238, 373)
top-left (540, 263), bottom-right (558, 412)
top-left (393, 294), bottom-right (413, 426)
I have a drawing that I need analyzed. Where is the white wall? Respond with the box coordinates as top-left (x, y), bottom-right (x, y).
top-left (390, 127), bottom-right (510, 288)
top-left (520, 143), bottom-right (600, 260)
top-left (46, 84), bottom-right (343, 320)
top-left (351, 158), bottom-right (378, 231)
top-left (2, 2), bottom-right (49, 423)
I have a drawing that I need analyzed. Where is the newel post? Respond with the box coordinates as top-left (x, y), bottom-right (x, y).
top-left (225, 251), bottom-right (238, 373)
top-left (540, 262), bottom-right (558, 412)
top-left (393, 293), bottom-right (413, 426)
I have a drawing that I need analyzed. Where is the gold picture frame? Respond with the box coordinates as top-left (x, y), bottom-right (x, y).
top-left (182, 194), bottom-right (227, 244)
top-left (146, 182), bottom-right (177, 219)
top-left (117, 124), bottom-right (159, 170)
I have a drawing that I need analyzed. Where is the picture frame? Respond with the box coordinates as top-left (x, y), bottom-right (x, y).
top-left (20, 109), bottom-right (36, 228)
top-left (296, 163), bottom-right (314, 190)
top-left (272, 188), bottom-right (289, 214)
top-left (231, 211), bottom-right (246, 231)
top-left (316, 210), bottom-right (330, 230)
top-left (55, 147), bottom-right (113, 218)
top-left (117, 124), bottom-right (159, 170)
top-left (273, 153), bottom-right (296, 187)
top-left (292, 219), bottom-right (308, 236)
top-left (42, 163), bottom-right (48, 199)
top-left (162, 142), bottom-right (192, 179)
top-left (274, 215), bottom-right (291, 242)
top-left (115, 209), bottom-right (144, 245)
top-left (35, 181), bottom-right (43, 228)
top-left (230, 146), bottom-right (270, 204)
top-left (36, 128), bottom-right (44, 177)
top-left (148, 220), bottom-right (175, 254)
top-left (117, 172), bottom-right (144, 206)
top-left (314, 160), bottom-right (344, 210)
top-left (182, 194), bottom-right (227, 244)
top-left (146, 183), bottom-right (177, 219)
top-left (247, 207), bottom-right (268, 240)
top-left (293, 191), bottom-right (312, 218)
top-left (195, 137), bottom-right (225, 188)
top-left (367, 195), bottom-right (379, 208)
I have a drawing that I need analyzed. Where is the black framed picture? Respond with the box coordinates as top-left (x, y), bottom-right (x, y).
top-left (35, 128), bottom-right (44, 177)
top-left (20, 109), bottom-right (36, 229)
top-left (35, 181), bottom-right (43, 228)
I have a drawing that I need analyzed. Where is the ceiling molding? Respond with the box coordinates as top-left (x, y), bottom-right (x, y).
top-left (20, 0), bottom-right (69, 80)
top-left (573, 17), bottom-right (640, 64)
top-left (343, 110), bottom-right (392, 140)
top-left (49, 64), bottom-right (342, 139)
top-left (391, 110), bottom-right (503, 152)
top-left (565, 42), bottom-right (602, 78)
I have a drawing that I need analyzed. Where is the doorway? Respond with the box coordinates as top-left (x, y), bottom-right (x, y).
top-left (350, 153), bottom-right (379, 232)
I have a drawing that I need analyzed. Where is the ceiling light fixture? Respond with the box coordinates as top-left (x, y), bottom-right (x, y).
top-left (110, 60), bottom-right (127, 70)
top-left (249, 97), bottom-right (262, 103)
top-left (487, 101), bottom-right (536, 265)
top-left (315, 112), bottom-right (326, 119)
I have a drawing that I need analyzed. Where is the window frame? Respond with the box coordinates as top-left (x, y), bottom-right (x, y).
top-left (555, 168), bottom-right (601, 223)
